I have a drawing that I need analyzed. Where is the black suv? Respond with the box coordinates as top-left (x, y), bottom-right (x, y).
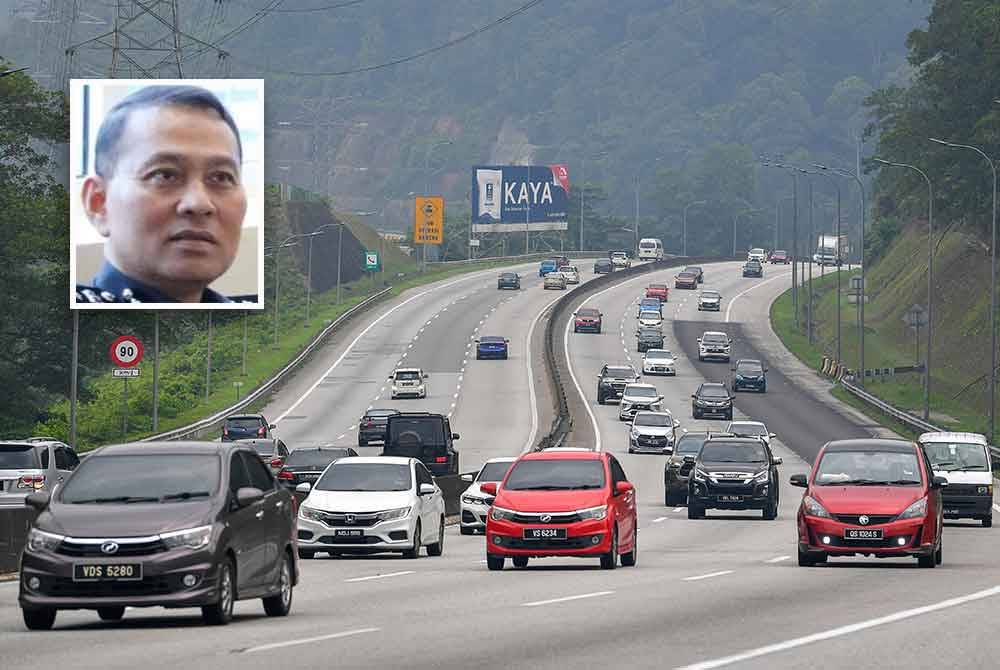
top-left (636, 327), bottom-right (665, 353)
top-left (742, 259), bottom-right (763, 278)
top-left (594, 258), bottom-right (613, 274)
top-left (383, 412), bottom-right (460, 476)
top-left (732, 358), bottom-right (767, 392)
top-left (18, 441), bottom-right (298, 629)
top-left (596, 363), bottom-right (639, 404)
top-left (691, 382), bottom-right (734, 420)
top-left (686, 436), bottom-right (782, 519)
top-left (685, 266), bottom-right (704, 283)
top-left (358, 408), bottom-right (401, 446)
top-left (222, 414), bottom-right (274, 441)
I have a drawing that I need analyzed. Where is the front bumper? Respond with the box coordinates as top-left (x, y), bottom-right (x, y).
top-left (461, 501), bottom-right (491, 532)
top-left (498, 283), bottom-right (519, 290)
top-left (486, 518), bottom-right (612, 557)
top-left (798, 516), bottom-right (933, 558)
top-left (689, 479), bottom-right (771, 510)
top-left (643, 363), bottom-right (676, 375)
top-left (698, 302), bottom-right (721, 311)
top-left (734, 378), bottom-right (765, 391)
top-left (629, 434), bottom-right (673, 453)
top-left (699, 349), bottom-right (730, 360)
top-left (391, 385), bottom-right (426, 398)
top-left (941, 493), bottom-right (993, 519)
top-left (298, 513), bottom-right (415, 553)
top-left (693, 403), bottom-right (732, 417)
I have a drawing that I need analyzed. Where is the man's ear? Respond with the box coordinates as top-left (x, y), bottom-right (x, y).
top-left (81, 175), bottom-right (110, 237)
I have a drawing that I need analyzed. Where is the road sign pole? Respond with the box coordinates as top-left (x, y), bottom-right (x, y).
top-left (205, 311), bottom-right (213, 402)
top-left (123, 378), bottom-right (128, 437)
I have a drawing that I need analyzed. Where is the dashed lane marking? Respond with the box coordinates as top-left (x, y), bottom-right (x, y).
top-left (682, 570), bottom-right (734, 582)
top-left (344, 571), bottom-right (414, 583)
top-left (243, 628), bottom-right (380, 654)
top-left (673, 507), bottom-right (683, 512)
top-left (521, 591), bottom-right (615, 608)
top-left (652, 516), bottom-right (668, 523)
top-left (766, 556), bottom-right (791, 564)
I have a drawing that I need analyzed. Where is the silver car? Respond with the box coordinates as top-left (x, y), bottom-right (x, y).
top-left (628, 411), bottom-right (681, 454)
top-left (618, 383), bottom-right (664, 421)
top-left (0, 440), bottom-right (80, 507)
top-left (544, 273), bottom-right (567, 290)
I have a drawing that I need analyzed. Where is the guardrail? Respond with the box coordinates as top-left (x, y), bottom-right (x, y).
top-left (425, 251), bottom-right (612, 268)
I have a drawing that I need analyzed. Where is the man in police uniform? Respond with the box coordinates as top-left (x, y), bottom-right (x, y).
top-left (76, 84), bottom-right (256, 304)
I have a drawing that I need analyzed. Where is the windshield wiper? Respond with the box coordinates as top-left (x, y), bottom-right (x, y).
top-left (70, 495), bottom-right (159, 504)
top-left (818, 478), bottom-right (878, 486)
top-left (882, 479), bottom-right (922, 485)
top-left (161, 491), bottom-right (211, 501)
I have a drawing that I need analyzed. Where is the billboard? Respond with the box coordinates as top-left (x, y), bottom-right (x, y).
top-left (471, 165), bottom-right (570, 232)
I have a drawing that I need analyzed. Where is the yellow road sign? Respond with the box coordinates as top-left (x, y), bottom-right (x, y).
top-left (414, 196), bottom-right (444, 245)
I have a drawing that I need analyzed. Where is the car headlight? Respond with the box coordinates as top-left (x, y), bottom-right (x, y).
top-left (577, 505), bottom-right (608, 521)
top-left (753, 470), bottom-right (769, 483)
top-left (462, 495), bottom-right (487, 505)
top-left (299, 505), bottom-right (323, 522)
top-left (26, 528), bottom-right (64, 553)
top-left (895, 497), bottom-right (927, 520)
top-left (490, 506), bottom-right (517, 522)
top-left (161, 525), bottom-right (213, 550)
top-left (630, 429), bottom-right (641, 439)
top-left (802, 495), bottom-right (831, 518)
top-left (978, 485), bottom-right (993, 495)
top-left (735, 374), bottom-right (744, 381)
top-left (377, 507), bottom-right (411, 522)
top-left (693, 468), bottom-right (709, 482)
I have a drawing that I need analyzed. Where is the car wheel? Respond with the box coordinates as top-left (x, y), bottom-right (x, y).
top-left (298, 548), bottom-right (315, 559)
top-left (512, 556), bottom-right (529, 569)
top-left (201, 558), bottom-right (235, 625)
top-left (761, 384), bottom-right (767, 393)
top-left (476, 353), bottom-right (482, 360)
top-left (935, 542), bottom-right (943, 565)
top-left (725, 410), bottom-right (733, 421)
top-left (427, 517), bottom-right (445, 556)
top-left (502, 353), bottom-right (508, 360)
top-left (687, 502), bottom-right (703, 519)
top-left (918, 551), bottom-right (936, 568)
top-left (358, 438), bottom-right (367, 447)
top-left (97, 606), bottom-right (125, 622)
top-left (597, 394), bottom-right (605, 405)
top-left (402, 521), bottom-right (421, 559)
top-left (664, 488), bottom-right (672, 506)
top-left (620, 528), bottom-right (637, 567)
top-left (600, 528), bottom-right (618, 570)
top-left (797, 548), bottom-right (819, 567)
top-left (486, 554), bottom-right (505, 571)
top-left (763, 500), bottom-right (778, 520)
top-left (693, 409), bottom-right (701, 419)
top-left (22, 606), bottom-right (56, 631)
top-left (262, 552), bottom-right (294, 617)
top-left (984, 515), bottom-right (993, 528)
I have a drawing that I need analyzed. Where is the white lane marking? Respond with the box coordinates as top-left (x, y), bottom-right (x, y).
top-left (442, 307), bottom-right (448, 312)
top-left (348, 425), bottom-right (356, 430)
top-left (451, 403), bottom-right (456, 409)
top-left (673, 507), bottom-right (683, 512)
top-left (652, 516), bottom-right (668, 523)
top-left (675, 585), bottom-right (1000, 670)
top-left (344, 571), bottom-right (414, 583)
top-left (419, 327), bottom-right (425, 333)
top-left (275, 269), bottom-right (502, 422)
top-left (402, 352), bottom-right (407, 358)
top-left (522, 591), bottom-right (615, 608)
top-left (766, 555), bottom-right (791, 563)
top-left (244, 628), bottom-right (380, 654)
top-left (683, 570), bottom-right (734, 582)
top-left (408, 343), bottom-right (413, 348)
top-left (366, 405), bottom-right (373, 410)
top-left (380, 386), bottom-right (386, 393)
top-left (453, 393), bottom-right (459, 399)
top-left (479, 319), bottom-right (485, 325)
top-left (724, 269), bottom-right (793, 322)
top-left (434, 314), bottom-right (440, 319)
top-left (564, 299), bottom-right (603, 452)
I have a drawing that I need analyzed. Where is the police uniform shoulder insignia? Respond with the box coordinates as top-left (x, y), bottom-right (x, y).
top-left (75, 284), bottom-right (144, 303)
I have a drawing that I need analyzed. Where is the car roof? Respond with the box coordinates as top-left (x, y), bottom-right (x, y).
top-left (290, 445), bottom-right (356, 453)
top-left (736, 358), bottom-right (762, 365)
top-left (523, 449), bottom-right (603, 460)
top-left (702, 331), bottom-right (728, 337)
top-left (483, 456), bottom-right (518, 463)
top-left (821, 438), bottom-right (917, 454)
top-left (0, 441), bottom-right (47, 449)
top-left (333, 455), bottom-right (414, 466)
top-left (625, 383), bottom-right (657, 389)
top-left (227, 414), bottom-right (265, 421)
top-left (87, 441), bottom-right (248, 457)
top-left (639, 309), bottom-right (660, 315)
top-left (364, 408), bottom-right (400, 415)
top-left (729, 420), bottom-right (766, 428)
top-left (634, 410), bottom-right (673, 417)
top-left (918, 431), bottom-right (988, 445)
top-left (578, 307), bottom-right (600, 313)
top-left (500, 271), bottom-right (517, 276)
top-left (699, 382), bottom-right (728, 389)
top-left (645, 348), bottom-right (672, 354)
top-left (394, 367), bottom-right (423, 373)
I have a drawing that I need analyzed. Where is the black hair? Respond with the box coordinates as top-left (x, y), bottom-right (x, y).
top-left (93, 84), bottom-right (243, 177)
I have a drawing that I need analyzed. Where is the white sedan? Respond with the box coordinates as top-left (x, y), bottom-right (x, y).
top-left (637, 309), bottom-right (663, 328)
top-left (544, 273), bottom-right (567, 289)
top-left (459, 457), bottom-right (516, 535)
top-left (642, 349), bottom-right (677, 375)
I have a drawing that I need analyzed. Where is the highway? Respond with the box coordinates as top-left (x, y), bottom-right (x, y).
top-left (4, 259), bottom-right (1000, 669)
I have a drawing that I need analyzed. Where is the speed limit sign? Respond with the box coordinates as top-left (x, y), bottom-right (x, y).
top-left (110, 335), bottom-right (144, 368)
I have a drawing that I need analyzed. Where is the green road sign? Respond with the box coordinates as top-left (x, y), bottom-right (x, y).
top-left (365, 251), bottom-right (379, 270)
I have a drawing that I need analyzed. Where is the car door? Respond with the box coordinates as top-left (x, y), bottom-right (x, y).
top-left (608, 456), bottom-right (636, 548)
top-left (414, 463), bottom-right (436, 543)
top-left (240, 451), bottom-right (284, 589)
top-left (226, 452), bottom-right (260, 594)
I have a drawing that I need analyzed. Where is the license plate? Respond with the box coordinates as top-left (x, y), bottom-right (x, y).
top-left (334, 529), bottom-right (363, 538)
top-left (301, 474), bottom-right (318, 481)
top-left (73, 563), bottom-right (142, 582)
top-left (844, 528), bottom-right (883, 540)
top-left (718, 495), bottom-right (743, 502)
top-left (944, 509), bottom-right (961, 515)
top-left (523, 528), bottom-right (567, 540)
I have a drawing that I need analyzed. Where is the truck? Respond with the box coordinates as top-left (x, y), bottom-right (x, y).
top-left (813, 234), bottom-right (849, 266)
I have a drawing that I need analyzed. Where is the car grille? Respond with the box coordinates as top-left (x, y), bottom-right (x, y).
top-left (509, 510), bottom-right (582, 524)
top-left (637, 435), bottom-right (667, 445)
top-left (43, 576), bottom-right (174, 598)
top-left (312, 511), bottom-right (381, 527)
top-left (497, 535), bottom-right (599, 550)
top-left (944, 484), bottom-right (989, 496)
top-left (57, 538), bottom-right (167, 557)
top-left (317, 535), bottom-right (382, 545)
top-left (833, 514), bottom-right (896, 525)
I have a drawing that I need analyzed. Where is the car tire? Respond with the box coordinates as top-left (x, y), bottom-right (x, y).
top-left (427, 517), bottom-right (445, 556)
top-left (797, 548), bottom-right (819, 567)
top-left (596, 327), bottom-right (602, 334)
top-left (693, 409), bottom-right (701, 419)
top-left (761, 384), bottom-right (767, 393)
top-left (597, 394), bottom-right (605, 405)
top-left (486, 554), bottom-right (504, 571)
top-left (22, 606), bottom-right (56, 631)
top-left (502, 353), bottom-right (508, 360)
top-left (664, 488), bottom-right (672, 506)
top-left (935, 542), bottom-right (943, 565)
top-left (918, 551), bottom-right (936, 568)
top-left (512, 556), bottom-right (529, 569)
top-left (763, 500), bottom-right (778, 520)
top-left (476, 353), bottom-right (482, 360)
top-left (97, 606), bottom-right (125, 622)
top-left (725, 410), bottom-right (733, 421)
top-left (262, 552), bottom-right (294, 617)
top-left (687, 503), bottom-right (703, 519)
top-left (984, 515), bottom-right (993, 528)
top-left (298, 548), bottom-right (315, 559)
top-left (600, 528), bottom-right (618, 570)
top-left (620, 529), bottom-right (637, 567)
top-left (574, 326), bottom-right (579, 333)
top-left (460, 526), bottom-right (475, 535)
top-left (201, 558), bottom-right (235, 625)
top-left (402, 522), bottom-right (421, 559)
top-left (358, 438), bottom-right (367, 447)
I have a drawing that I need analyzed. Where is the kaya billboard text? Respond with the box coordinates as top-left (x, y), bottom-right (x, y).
top-left (471, 165), bottom-right (570, 232)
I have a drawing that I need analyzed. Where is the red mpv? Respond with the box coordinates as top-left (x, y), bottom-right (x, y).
top-left (482, 449), bottom-right (637, 571)
top-left (792, 439), bottom-right (946, 568)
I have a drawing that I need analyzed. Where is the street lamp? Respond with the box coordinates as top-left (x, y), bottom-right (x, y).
top-left (761, 159), bottom-right (801, 327)
top-left (731, 196), bottom-right (759, 257)
top-left (423, 140), bottom-right (452, 266)
top-left (683, 200), bottom-right (707, 257)
top-left (305, 223), bottom-right (346, 324)
top-left (0, 67), bottom-right (28, 78)
top-left (929, 137), bottom-right (997, 438)
top-left (873, 157), bottom-right (934, 421)
top-left (776, 194), bottom-right (794, 251)
top-left (810, 166), bottom-right (844, 363)
top-left (273, 234), bottom-right (311, 348)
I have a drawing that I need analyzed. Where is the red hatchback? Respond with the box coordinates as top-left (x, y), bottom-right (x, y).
top-left (792, 439), bottom-right (946, 568)
top-left (482, 449), bottom-right (637, 570)
top-left (646, 284), bottom-right (669, 301)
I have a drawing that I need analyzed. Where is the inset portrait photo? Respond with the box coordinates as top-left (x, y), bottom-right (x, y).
top-left (69, 79), bottom-right (264, 309)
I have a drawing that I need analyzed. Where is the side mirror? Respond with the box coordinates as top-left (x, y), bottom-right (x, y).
top-left (461, 473), bottom-right (474, 482)
top-left (452, 433), bottom-right (461, 440)
top-left (657, 395), bottom-right (664, 402)
top-left (423, 373), bottom-right (429, 379)
top-left (480, 482), bottom-right (498, 496)
top-left (682, 455), bottom-right (696, 464)
top-left (773, 457), bottom-right (783, 465)
top-left (764, 367), bottom-right (769, 372)
top-left (769, 433), bottom-right (776, 438)
top-left (295, 482), bottom-right (312, 494)
top-left (268, 423), bottom-right (277, 429)
top-left (691, 394), bottom-right (697, 399)
top-left (236, 486), bottom-right (264, 507)
top-left (475, 339), bottom-right (480, 343)
top-left (25, 491), bottom-right (50, 511)
top-left (673, 420), bottom-right (681, 428)
top-left (615, 481), bottom-right (634, 496)
top-left (789, 474), bottom-right (808, 488)
top-left (388, 375), bottom-right (394, 380)
top-left (932, 475), bottom-right (949, 489)
top-left (505, 339), bottom-right (510, 343)
top-left (270, 457), bottom-right (284, 468)
top-left (419, 483), bottom-right (437, 496)
top-left (697, 338), bottom-right (702, 343)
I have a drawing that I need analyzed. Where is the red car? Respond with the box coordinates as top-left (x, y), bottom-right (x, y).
top-left (573, 307), bottom-right (603, 333)
top-left (482, 449), bottom-right (637, 570)
top-left (646, 284), bottom-right (669, 301)
top-left (792, 439), bottom-right (946, 568)
top-left (769, 249), bottom-right (790, 264)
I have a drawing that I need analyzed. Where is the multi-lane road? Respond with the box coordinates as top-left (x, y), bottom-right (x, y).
top-left (4, 258), bottom-right (1000, 669)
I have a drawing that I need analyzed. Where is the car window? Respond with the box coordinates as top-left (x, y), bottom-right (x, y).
top-left (395, 370), bottom-right (422, 380)
top-left (609, 457), bottom-right (628, 486)
top-left (504, 459), bottom-right (606, 490)
top-left (737, 362), bottom-right (763, 373)
top-left (59, 454), bottom-right (222, 504)
top-left (605, 366), bottom-right (635, 378)
top-left (229, 453), bottom-right (252, 494)
top-left (226, 417), bottom-right (264, 430)
top-left (676, 435), bottom-right (707, 454)
top-left (700, 386), bottom-right (729, 398)
top-left (388, 417), bottom-right (445, 445)
top-left (64, 449), bottom-right (80, 470)
top-left (700, 441), bottom-right (768, 463)
top-left (634, 413), bottom-right (673, 427)
top-left (0, 444), bottom-right (42, 469)
top-left (241, 452), bottom-right (276, 491)
top-left (54, 447), bottom-right (70, 470)
top-left (415, 463), bottom-right (434, 487)
top-left (278, 440), bottom-right (289, 457)
top-left (247, 441), bottom-right (274, 456)
top-left (922, 442), bottom-right (990, 471)
top-left (625, 386), bottom-right (658, 397)
top-left (814, 450), bottom-right (923, 485)
top-left (477, 461), bottom-right (513, 482)
top-left (316, 463), bottom-right (412, 492)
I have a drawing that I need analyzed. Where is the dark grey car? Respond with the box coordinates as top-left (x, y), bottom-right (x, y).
top-left (18, 442), bottom-right (298, 630)
top-left (636, 327), bottom-right (665, 353)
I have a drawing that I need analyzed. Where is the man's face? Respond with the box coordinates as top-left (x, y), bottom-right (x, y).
top-left (84, 104), bottom-right (246, 297)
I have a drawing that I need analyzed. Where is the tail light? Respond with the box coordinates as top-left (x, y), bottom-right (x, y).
top-left (277, 469), bottom-right (294, 481)
top-left (435, 456), bottom-right (448, 463)
top-left (257, 426), bottom-right (266, 436)
top-left (270, 458), bottom-right (284, 468)
top-left (222, 427), bottom-right (229, 437)
top-left (17, 475), bottom-right (45, 489)
top-left (364, 421), bottom-right (375, 428)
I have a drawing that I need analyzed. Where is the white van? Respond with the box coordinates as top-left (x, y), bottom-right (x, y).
top-left (638, 238), bottom-right (664, 261)
top-left (918, 431), bottom-right (994, 527)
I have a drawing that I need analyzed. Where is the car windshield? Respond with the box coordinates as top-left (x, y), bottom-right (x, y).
top-left (566, 266), bottom-right (578, 272)
top-left (477, 461), bottom-right (514, 482)
top-left (395, 371), bottom-right (421, 380)
top-left (736, 362), bottom-right (763, 373)
top-left (316, 463), bottom-right (412, 492)
top-left (635, 413), bottom-right (672, 427)
top-left (641, 299), bottom-right (660, 306)
top-left (678, 273), bottom-right (694, 279)
top-left (703, 334), bottom-right (727, 343)
top-left (646, 350), bottom-right (672, 359)
top-left (686, 267), bottom-right (701, 273)
top-left (773, 250), bottom-right (786, 256)
top-left (578, 308), bottom-right (600, 317)
top-left (612, 253), bottom-right (626, 258)
top-left (700, 386), bottom-right (729, 398)
top-left (501, 273), bottom-right (516, 279)
top-left (751, 248), bottom-right (764, 254)
top-left (285, 449), bottom-right (350, 468)
top-left (814, 450), bottom-right (923, 485)
top-left (728, 423), bottom-right (766, 436)
top-left (481, 336), bottom-right (504, 343)
top-left (625, 386), bottom-right (658, 398)
top-left (639, 311), bottom-right (660, 320)
top-left (366, 409), bottom-right (398, 419)
top-left (0, 444), bottom-right (40, 469)
top-left (702, 292), bottom-right (720, 299)
top-left (605, 367), bottom-right (634, 378)
top-left (226, 418), bottom-right (263, 430)
top-left (922, 442), bottom-right (990, 471)
top-left (649, 284), bottom-right (666, 290)
top-left (504, 459), bottom-right (606, 490)
top-left (701, 441), bottom-right (768, 463)
top-left (59, 454), bottom-right (221, 504)
top-left (676, 435), bottom-right (708, 454)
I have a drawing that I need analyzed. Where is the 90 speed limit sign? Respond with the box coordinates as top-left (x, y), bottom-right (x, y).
top-left (110, 335), bottom-right (144, 368)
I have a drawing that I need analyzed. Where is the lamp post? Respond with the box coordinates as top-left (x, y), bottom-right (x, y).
top-left (929, 137), bottom-right (996, 438)
top-left (305, 223), bottom-right (343, 323)
top-left (731, 196), bottom-right (759, 257)
top-left (272, 235), bottom-right (309, 348)
top-left (634, 157), bottom-right (664, 258)
top-left (873, 158), bottom-right (934, 421)
top-left (683, 200), bottom-right (707, 257)
top-left (810, 167), bottom-right (843, 363)
top-left (763, 160), bottom-right (801, 327)
top-left (776, 194), bottom-right (794, 252)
